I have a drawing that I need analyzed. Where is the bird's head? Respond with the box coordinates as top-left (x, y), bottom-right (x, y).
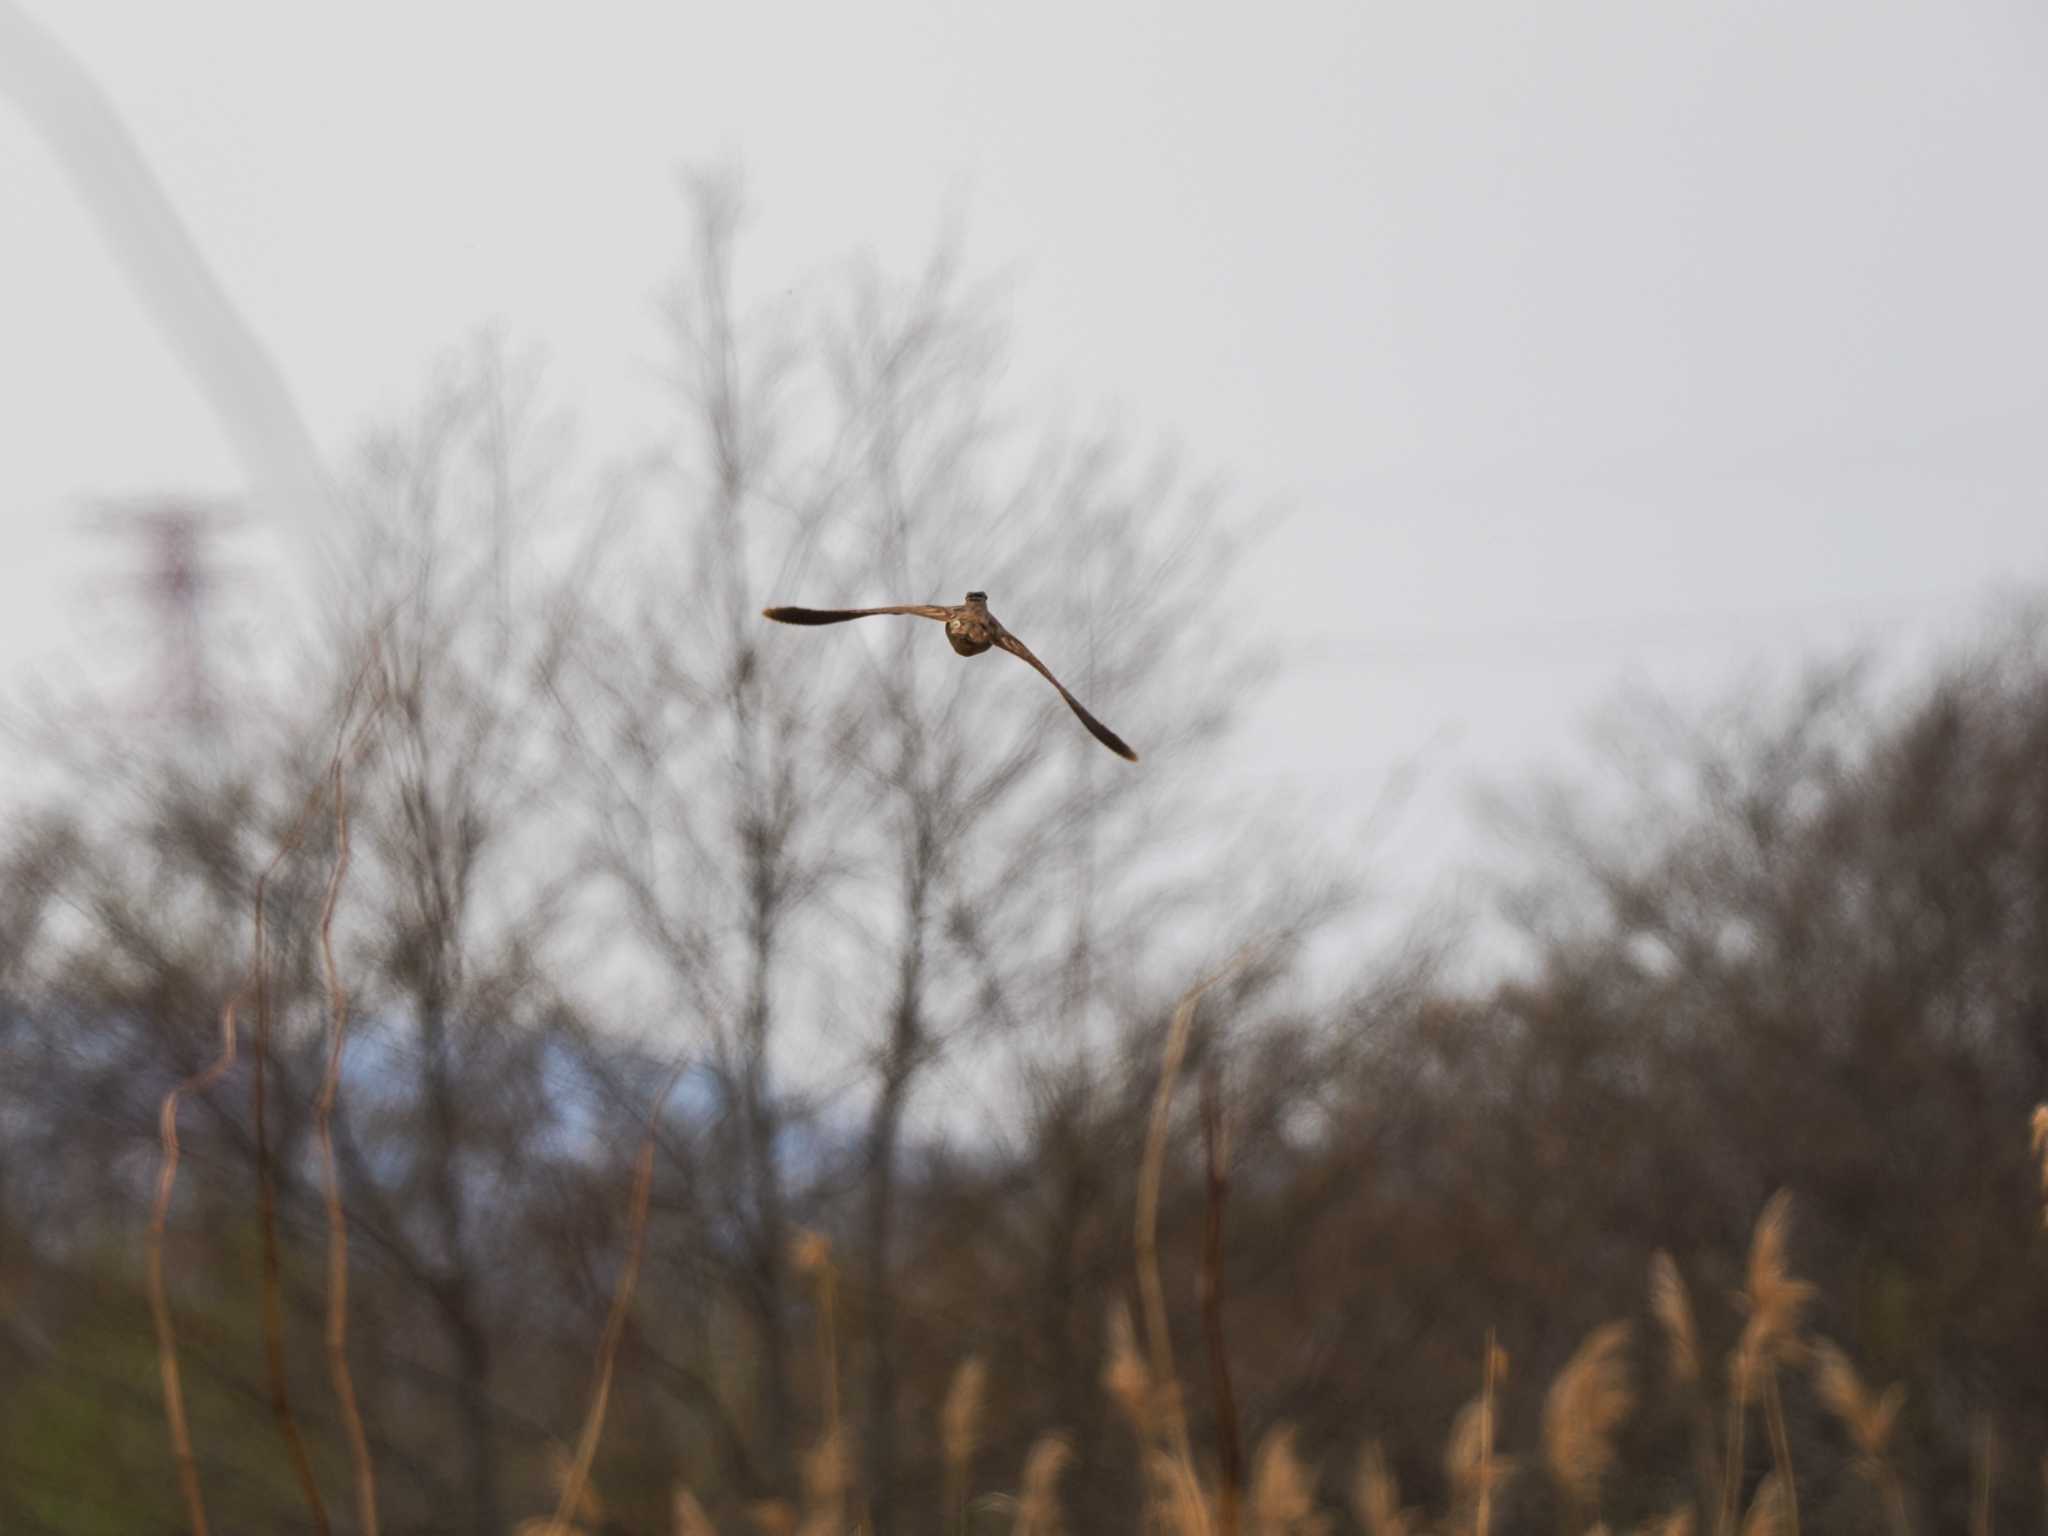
top-left (965, 590), bottom-right (988, 605)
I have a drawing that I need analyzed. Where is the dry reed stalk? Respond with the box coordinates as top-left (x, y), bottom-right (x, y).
top-left (1738, 1473), bottom-right (1786, 1536)
top-left (1135, 946), bottom-right (1261, 1530)
top-left (1152, 1445), bottom-right (1218, 1536)
top-left (790, 1229), bottom-right (839, 1424)
top-left (1249, 1425), bottom-right (1329, 1536)
top-left (1759, 1374), bottom-right (1798, 1536)
top-left (1104, 1300), bottom-right (1157, 1440)
top-left (1809, 1339), bottom-right (1907, 1536)
top-left (1445, 1354), bottom-right (1516, 1535)
top-left (1649, 1252), bottom-right (1699, 1388)
top-left (2032, 1106), bottom-right (2048, 1228)
top-left (942, 1354), bottom-right (988, 1534)
top-left (1651, 1253), bottom-right (1720, 1524)
top-left (1476, 1331), bottom-right (1509, 1536)
top-left (1728, 1194), bottom-right (1812, 1536)
top-left (1543, 1321), bottom-right (1634, 1529)
top-left (672, 1485), bottom-right (719, 1536)
top-left (1011, 1433), bottom-right (1074, 1536)
top-left (144, 989), bottom-right (246, 1536)
top-left (1446, 1399), bottom-right (1487, 1512)
top-left (1200, 1063), bottom-right (1244, 1536)
top-left (1970, 1413), bottom-right (1994, 1536)
top-left (1350, 1442), bottom-right (1417, 1536)
top-left (1718, 1374), bottom-right (1745, 1536)
top-left (796, 1425), bottom-right (850, 1536)
top-left (544, 1057), bottom-right (688, 1534)
top-left (789, 1228), bottom-right (845, 1530)
top-left (1737, 1196), bottom-right (1815, 1379)
top-left (512, 1442), bottom-right (607, 1536)
top-left (314, 748), bottom-right (381, 1536)
top-left (144, 659), bottom-right (387, 1536)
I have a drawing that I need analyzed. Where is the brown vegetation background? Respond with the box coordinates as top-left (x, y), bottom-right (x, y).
top-left (2, 184), bottom-right (2045, 1535)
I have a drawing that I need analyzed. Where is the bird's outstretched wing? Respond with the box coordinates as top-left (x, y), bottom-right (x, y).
top-left (761, 604), bottom-right (952, 625)
top-left (994, 630), bottom-right (1138, 761)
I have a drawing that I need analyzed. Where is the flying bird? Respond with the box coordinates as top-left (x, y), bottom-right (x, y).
top-left (761, 590), bottom-right (1138, 761)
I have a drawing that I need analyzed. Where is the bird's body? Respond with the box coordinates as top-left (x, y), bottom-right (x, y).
top-left (941, 591), bottom-right (997, 656)
top-left (761, 590), bottom-right (1137, 761)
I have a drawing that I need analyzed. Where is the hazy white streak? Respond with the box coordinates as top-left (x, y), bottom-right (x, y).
top-left (0, 1), bottom-right (335, 596)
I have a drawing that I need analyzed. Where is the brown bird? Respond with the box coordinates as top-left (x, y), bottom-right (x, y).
top-left (762, 590), bottom-right (1138, 761)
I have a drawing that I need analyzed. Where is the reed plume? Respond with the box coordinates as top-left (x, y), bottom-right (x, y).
top-left (1351, 1442), bottom-right (1418, 1536)
top-left (1249, 1425), bottom-right (1329, 1536)
top-left (1105, 1301), bottom-right (1159, 1440)
top-left (1650, 1253), bottom-right (1719, 1523)
top-left (942, 1354), bottom-right (988, 1534)
top-left (1727, 1193), bottom-right (1812, 1536)
top-left (1543, 1321), bottom-right (1634, 1529)
top-left (1649, 1252), bottom-right (1699, 1387)
top-left (2031, 1105), bottom-right (2048, 1228)
top-left (1012, 1433), bottom-right (1075, 1536)
top-left (1739, 1473), bottom-right (1787, 1536)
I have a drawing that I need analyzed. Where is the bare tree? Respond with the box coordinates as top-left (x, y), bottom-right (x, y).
top-left (331, 337), bottom-right (590, 1535)
top-left (546, 171), bottom-right (1308, 1527)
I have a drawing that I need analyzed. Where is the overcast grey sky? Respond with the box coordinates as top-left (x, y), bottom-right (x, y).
top-left (5, 0), bottom-right (2045, 948)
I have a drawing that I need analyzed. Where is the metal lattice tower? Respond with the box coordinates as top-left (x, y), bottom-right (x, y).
top-left (98, 497), bottom-right (238, 733)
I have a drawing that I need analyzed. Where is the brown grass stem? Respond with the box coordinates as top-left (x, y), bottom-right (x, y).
top-left (1720, 1372), bottom-right (1746, 1536)
top-left (1199, 1062), bottom-right (1242, 1536)
top-left (545, 1057), bottom-right (688, 1534)
top-left (1135, 946), bottom-right (1259, 1520)
top-left (1761, 1371), bottom-right (1798, 1536)
top-left (145, 651), bottom-right (387, 1535)
top-left (1970, 1414), bottom-right (1993, 1536)
top-left (145, 990), bottom-right (246, 1536)
top-left (1478, 1328), bottom-right (1500, 1536)
top-left (942, 1355), bottom-right (987, 1536)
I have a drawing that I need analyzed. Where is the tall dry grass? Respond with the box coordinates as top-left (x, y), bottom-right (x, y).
top-left (941, 1355), bottom-right (987, 1536)
top-left (1724, 1194), bottom-right (1815, 1536)
top-left (144, 985), bottom-right (246, 1536)
top-left (144, 658), bottom-right (385, 1536)
top-left (1350, 1442), bottom-right (1417, 1536)
top-left (1543, 1320), bottom-right (1633, 1530)
top-left (1010, 1434), bottom-right (1075, 1536)
top-left (1809, 1340), bottom-right (1907, 1536)
top-left (511, 1053), bottom-right (2035, 1536)
top-left (153, 918), bottom-right (2048, 1536)
top-left (2033, 1105), bottom-right (2048, 1229)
